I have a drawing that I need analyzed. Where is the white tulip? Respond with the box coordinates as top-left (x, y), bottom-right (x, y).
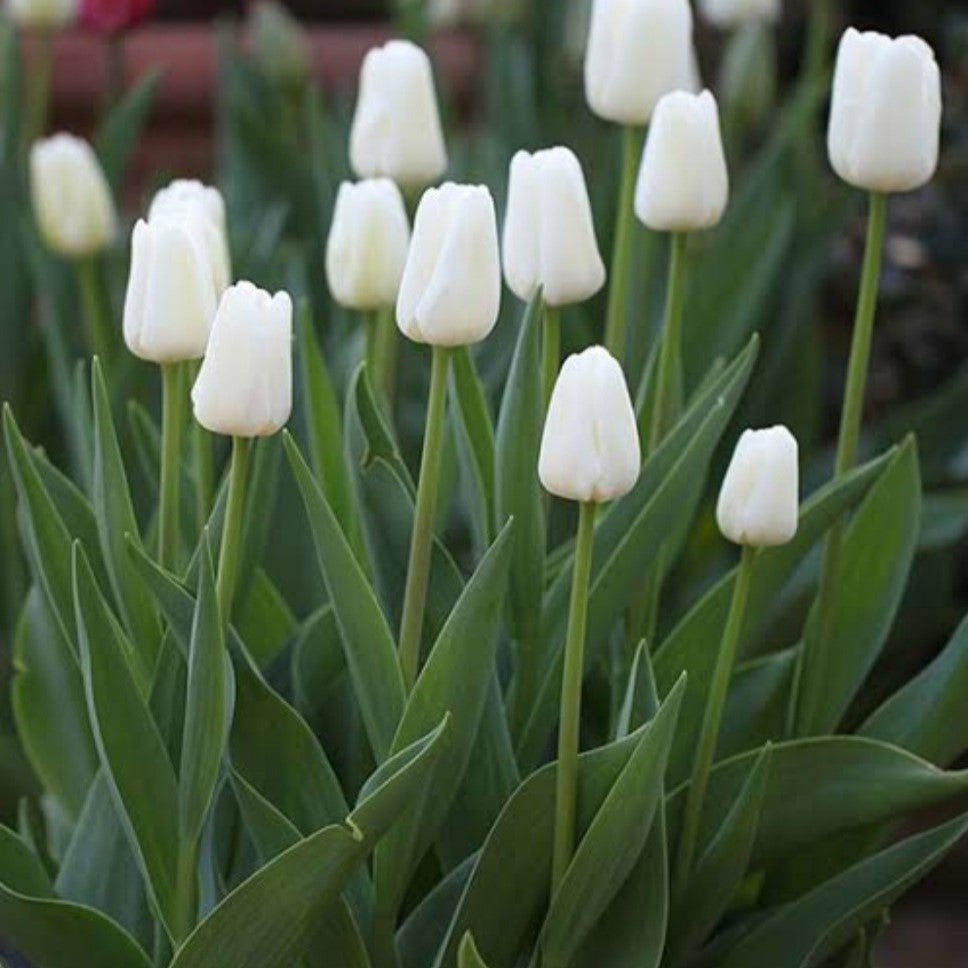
top-left (7, 0), bottom-right (77, 29)
top-left (191, 282), bottom-right (293, 438)
top-left (716, 426), bottom-right (799, 547)
top-left (350, 40), bottom-right (448, 189)
top-left (123, 210), bottom-right (228, 364)
top-left (635, 90), bottom-right (729, 233)
top-left (502, 146), bottom-right (606, 307)
top-left (396, 183), bottom-right (501, 347)
top-left (149, 179), bottom-right (231, 291)
top-left (584, 0), bottom-right (699, 126)
top-left (539, 346), bottom-right (640, 503)
top-left (30, 135), bottom-right (116, 259)
top-left (326, 179), bottom-right (411, 311)
top-left (699, 0), bottom-right (780, 28)
top-left (828, 28), bottom-right (942, 194)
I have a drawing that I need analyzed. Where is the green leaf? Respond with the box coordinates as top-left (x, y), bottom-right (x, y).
top-left (91, 359), bottom-right (161, 685)
top-left (539, 676), bottom-right (686, 967)
top-left (0, 825), bottom-right (152, 968)
top-left (73, 543), bottom-right (181, 939)
top-left (860, 611), bottom-right (968, 767)
top-left (450, 347), bottom-right (496, 552)
top-left (494, 293), bottom-right (545, 709)
top-left (718, 811), bottom-right (968, 968)
top-left (178, 535), bottom-right (231, 847)
top-left (655, 451), bottom-right (892, 785)
top-left (668, 744), bottom-right (773, 962)
top-left (285, 430), bottom-right (406, 761)
top-left (796, 438), bottom-right (921, 736)
top-left (96, 70), bottom-right (161, 192)
top-left (517, 335), bottom-right (759, 769)
top-left (374, 522), bottom-right (514, 919)
top-left (171, 719), bottom-right (449, 968)
top-left (233, 566), bottom-right (297, 668)
top-left (11, 587), bottom-right (96, 822)
top-left (350, 363), bottom-right (413, 492)
top-left (459, 932), bottom-right (491, 968)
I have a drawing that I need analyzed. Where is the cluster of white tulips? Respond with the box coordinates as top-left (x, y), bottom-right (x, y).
top-left (25, 0), bottom-right (943, 907)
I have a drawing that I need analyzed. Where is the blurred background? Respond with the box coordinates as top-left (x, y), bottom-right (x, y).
top-left (3, 0), bottom-right (968, 962)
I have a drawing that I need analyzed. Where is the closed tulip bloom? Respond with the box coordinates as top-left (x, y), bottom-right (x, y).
top-left (396, 183), bottom-right (501, 347)
top-left (326, 179), bottom-right (411, 310)
top-left (30, 135), bottom-right (116, 258)
top-left (350, 40), bottom-right (448, 189)
top-left (8, 0), bottom-right (77, 29)
top-left (585, 0), bottom-right (699, 126)
top-left (191, 282), bottom-right (293, 438)
top-left (828, 28), bottom-right (941, 194)
top-left (123, 210), bottom-right (228, 363)
top-left (717, 426), bottom-right (798, 547)
top-left (539, 346), bottom-right (640, 503)
top-left (635, 90), bottom-right (729, 232)
top-left (503, 147), bottom-right (606, 307)
top-left (699, 0), bottom-right (779, 27)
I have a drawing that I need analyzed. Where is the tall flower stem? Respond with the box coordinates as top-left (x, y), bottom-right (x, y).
top-left (367, 305), bottom-right (398, 408)
top-left (158, 363), bottom-right (185, 571)
top-left (542, 303), bottom-right (561, 410)
top-left (795, 191), bottom-right (887, 736)
top-left (603, 126), bottom-right (643, 362)
top-left (398, 346), bottom-right (451, 690)
top-left (106, 34), bottom-right (126, 109)
top-left (674, 543), bottom-right (756, 897)
top-left (551, 500), bottom-right (597, 894)
top-left (75, 257), bottom-right (113, 365)
top-left (25, 30), bottom-right (54, 146)
top-left (216, 436), bottom-right (251, 627)
top-left (192, 418), bottom-right (214, 536)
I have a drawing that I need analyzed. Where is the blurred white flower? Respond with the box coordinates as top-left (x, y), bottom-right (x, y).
top-left (699, 0), bottom-right (780, 28)
top-left (7, 0), bottom-right (77, 30)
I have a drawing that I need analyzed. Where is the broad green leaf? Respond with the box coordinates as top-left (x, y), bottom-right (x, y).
top-left (285, 431), bottom-right (406, 761)
top-left (719, 811), bottom-right (968, 968)
top-left (95, 70), bottom-right (161, 192)
top-left (374, 522), bottom-right (514, 920)
top-left (450, 346), bottom-right (496, 552)
top-left (655, 451), bottom-right (892, 785)
top-left (539, 676), bottom-right (685, 967)
top-left (73, 544), bottom-right (181, 939)
top-left (459, 933), bottom-right (491, 968)
top-left (233, 566), bottom-right (297, 667)
top-left (494, 293), bottom-right (545, 723)
top-left (517, 336), bottom-right (759, 769)
top-left (668, 745), bottom-right (772, 962)
top-left (349, 363), bottom-right (413, 492)
top-left (171, 719), bottom-right (449, 968)
top-left (0, 825), bottom-right (152, 968)
top-left (91, 359), bottom-right (161, 684)
top-left (178, 536), bottom-right (231, 847)
top-left (11, 588), bottom-right (96, 821)
top-left (796, 438), bottom-right (921, 736)
top-left (860, 611), bottom-right (968, 767)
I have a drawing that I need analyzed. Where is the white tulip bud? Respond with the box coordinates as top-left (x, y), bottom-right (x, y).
top-left (7, 0), bottom-right (77, 29)
top-left (699, 0), bottom-right (780, 28)
top-left (502, 147), bottom-right (606, 307)
top-left (716, 426), bottom-right (798, 547)
top-left (828, 28), bottom-right (942, 194)
top-left (350, 40), bottom-right (448, 189)
top-left (123, 209), bottom-right (229, 364)
top-left (149, 179), bottom-right (231, 290)
top-left (191, 282), bottom-right (293, 438)
top-left (584, 0), bottom-right (699, 126)
top-left (30, 135), bottom-right (116, 259)
top-left (396, 183), bottom-right (501, 347)
top-left (539, 346), bottom-right (640, 504)
top-left (326, 179), bottom-right (411, 311)
top-left (635, 90), bottom-right (729, 233)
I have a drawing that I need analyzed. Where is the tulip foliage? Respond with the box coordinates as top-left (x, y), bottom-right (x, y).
top-left (1, 5), bottom-right (968, 968)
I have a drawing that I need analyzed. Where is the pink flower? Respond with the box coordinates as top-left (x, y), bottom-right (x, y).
top-left (79, 0), bottom-right (156, 35)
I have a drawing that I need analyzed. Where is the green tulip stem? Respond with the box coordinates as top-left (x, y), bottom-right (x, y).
top-left (367, 305), bottom-right (398, 408)
top-left (216, 436), bottom-right (251, 627)
top-left (158, 363), bottom-right (185, 571)
top-left (795, 190), bottom-right (888, 737)
top-left (675, 543), bottom-right (756, 898)
top-left (75, 257), bottom-right (113, 366)
top-left (172, 841), bottom-right (198, 945)
top-left (542, 302), bottom-right (561, 410)
top-left (551, 500), bottom-right (597, 894)
top-left (603, 125), bottom-right (643, 362)
top-left (399, 345), bottom-right (451, 690)
top-left (25, 29), bottom-right (54, 146)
